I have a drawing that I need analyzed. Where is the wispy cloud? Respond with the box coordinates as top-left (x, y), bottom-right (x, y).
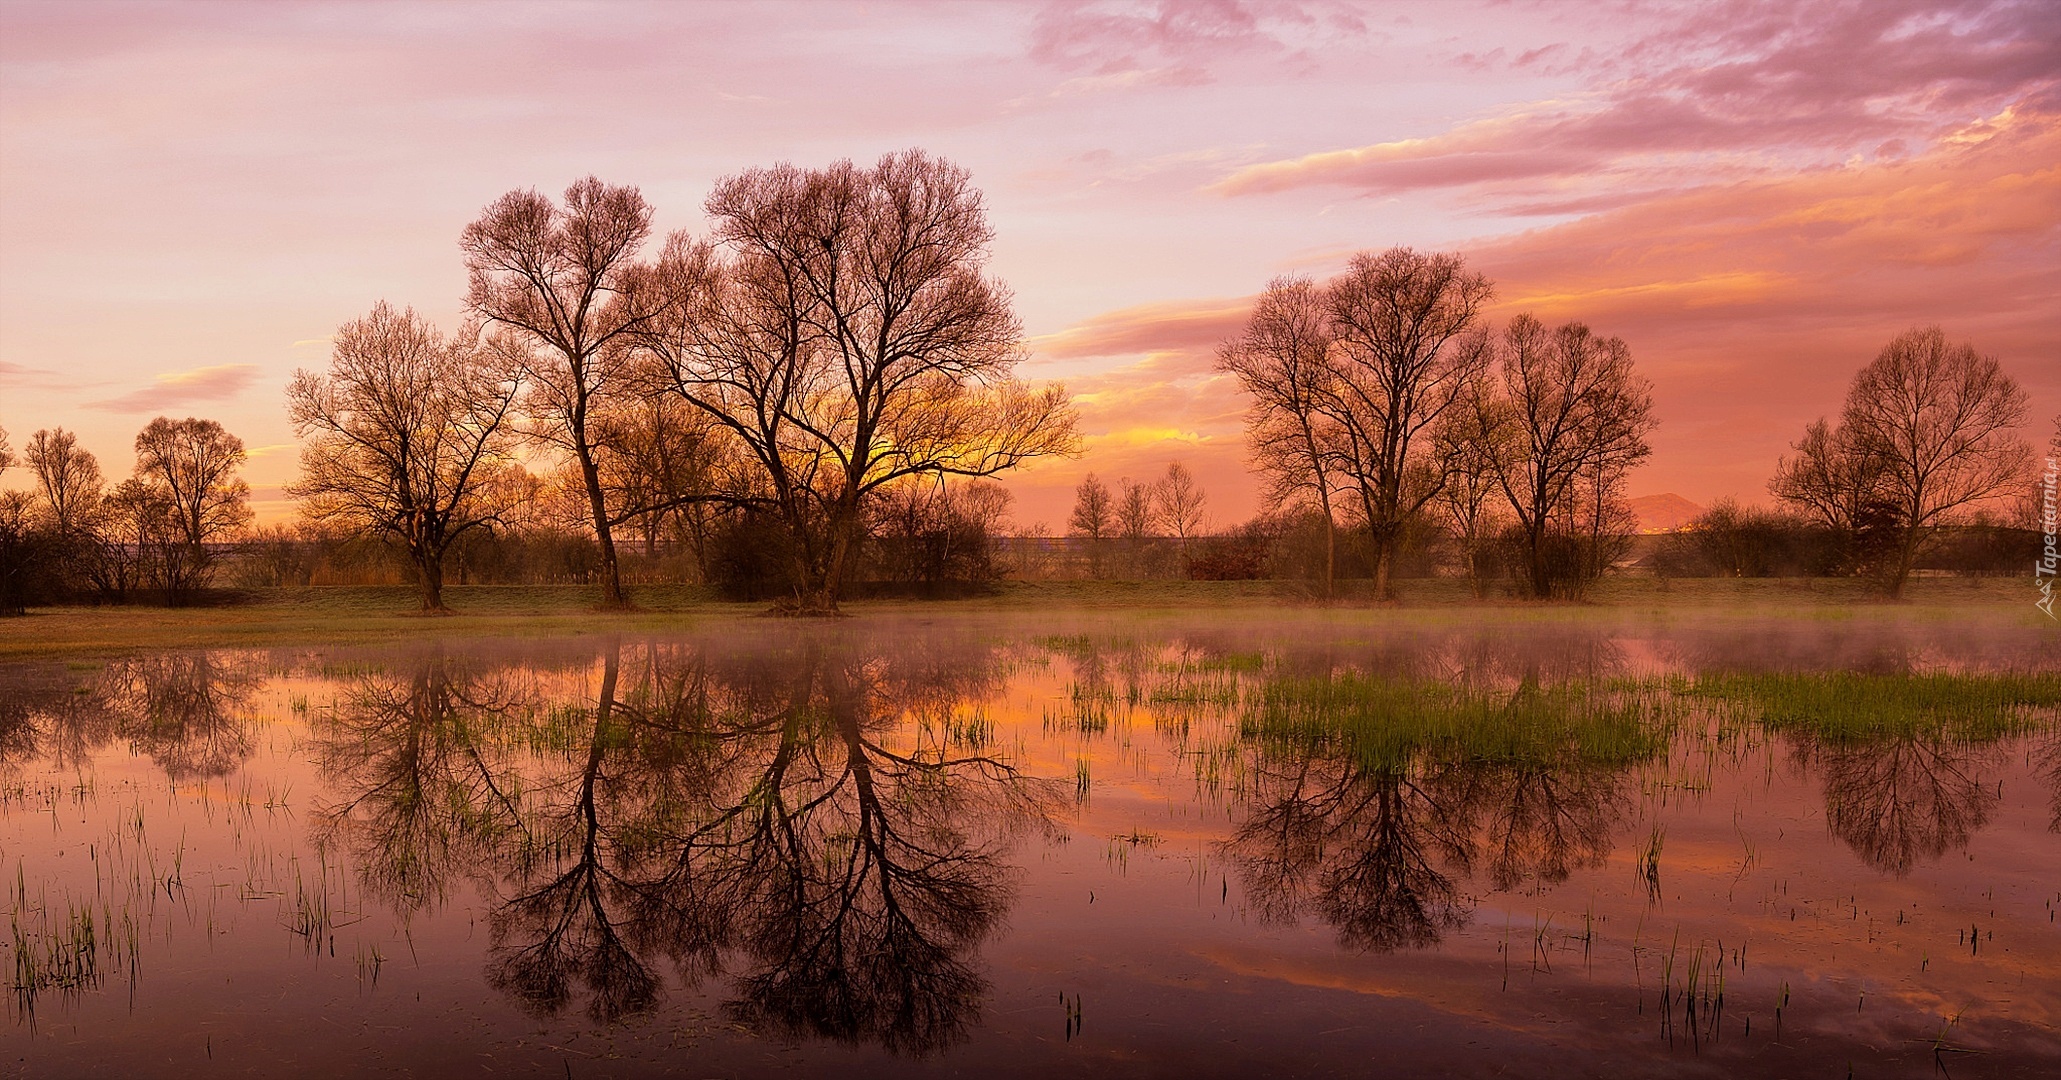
top-left (84, 363), bottom-right (262, 413)
top-left (1031, 297), bottom-right (1252, 360)
top-left (1213, 0), bottom-right (2061, 199)
top-left (0, 360), bottom-right (86, 391)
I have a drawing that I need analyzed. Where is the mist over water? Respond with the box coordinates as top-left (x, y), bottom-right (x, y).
top-left (2, 610), bottom-right (2057, 1077)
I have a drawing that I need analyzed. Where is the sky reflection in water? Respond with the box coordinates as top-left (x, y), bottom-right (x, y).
top-left (1, 612), bottom-right (2057, 1077)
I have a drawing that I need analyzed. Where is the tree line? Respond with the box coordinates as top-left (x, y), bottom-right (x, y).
top-left (287, 152), bottom-right (1075, 614)
top-left (4, 156), bottom-right (2050, 613)
top-left (1192, 249), bottom-right (2048, 600)
top-left (1210, 248), bottom-right (1655, 600)
top-left (0, 418), bottom-right (252, 613)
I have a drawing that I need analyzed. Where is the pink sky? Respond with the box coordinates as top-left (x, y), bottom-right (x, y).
top-left (2, 0), bottom-right (2055, 531)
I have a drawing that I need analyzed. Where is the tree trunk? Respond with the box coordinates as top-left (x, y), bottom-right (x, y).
top-left (1885, 530), bottom-right (1917, 599)
top-left (1319, 490), bottom-right (1336, 600)
top-left (414, 545), bottom-right (448, 614)
top-left (576, 444), bottom-right (629, 609)
top-left (1527, 527), bottom-right (1551, 600)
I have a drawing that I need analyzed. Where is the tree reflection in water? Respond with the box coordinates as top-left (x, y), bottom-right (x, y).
top-left (1795, 735), bottom-right (2002, 875)
top-left (1228, 751), bottom-right (1471, 951)
top-left (1228, 742), bottom-right (1634, 951)
top-left (315, 632), bottom-right (1058, 1054)
top-left (1217, 629), bottom-right (1646, 953)
top-left (311, 649), bottom-right (539, 915)
top-left (0, 653), bottom-right (259, 778)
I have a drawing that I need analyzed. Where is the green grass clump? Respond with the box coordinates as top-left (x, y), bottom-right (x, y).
top-left (1685, 671), bottom-right (2061, 743)
top-left (1242, 674), bottom-right (1670, 770)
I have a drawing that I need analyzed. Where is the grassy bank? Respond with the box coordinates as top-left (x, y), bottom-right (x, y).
top-left (0, 576), bottom-right (2047, 660)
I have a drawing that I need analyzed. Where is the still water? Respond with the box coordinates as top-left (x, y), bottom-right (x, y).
top-left (1, 611), bottom-right (2056, 1077)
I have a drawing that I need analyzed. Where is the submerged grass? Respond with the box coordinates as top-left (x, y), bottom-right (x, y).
top-left (1242, 673), bottom-right (1673, 769)
top-left (1685, 671), bottom-right (2061, 743)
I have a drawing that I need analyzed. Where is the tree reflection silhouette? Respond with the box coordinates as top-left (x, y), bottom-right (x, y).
top-left (1228, 749), bottom-right (1471, 951)
top-left (98, 652), bottom-right (259, 779)
top-left (1798, 735), bottom-right (2001, 875)
top-left (312, 648), bottom-right (537, 915)
top-left (1223, 674), bottom-right (1641, 952)
top-left (317, 633), bottom-right (1056, 1052)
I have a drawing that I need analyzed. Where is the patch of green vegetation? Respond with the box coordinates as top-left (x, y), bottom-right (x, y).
top-left (1243, 673), bottom-right (1672, 769)
top-left (1684, 671), bottom-right (2061, 743)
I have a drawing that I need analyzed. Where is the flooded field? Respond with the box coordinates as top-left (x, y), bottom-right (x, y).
top-left (1, 611), bottom-right (2057, 1078)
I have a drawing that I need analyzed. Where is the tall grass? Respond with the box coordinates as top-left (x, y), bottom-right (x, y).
top-left (1685, 671), bottom-right (2061, 742)
top-left (1242, 673), bottom-right (1673, 769)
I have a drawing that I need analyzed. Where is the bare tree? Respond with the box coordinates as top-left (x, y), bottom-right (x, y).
top-left (1153, 461), bottom-right (1207, 540)
top-left (462, 177), bottom-right (667, 609)
top-left (287, 302), bottom-right (523, 612)
top-left (0, 425), bottom-right (36, 615)
top-left (640, 151), bottom-right (1077, 612)
top-left (1068, 473), bottom-right (1112, 541)
top-left (1770, 418), bottom-right (1890, 537)
top-left (1470, 316), bottom-right (1655, 599)
top-left (1117, 478), bottom-right (1153, 541)
top-left (1430, 393), bottom-right (1505, 598)
top-left (1217, 276), bottom-right (1341, 595)
top-left (132, 417), bottom-right (251, 596)
top-left (26, 427), bottom-right (103, 535)
top-left (1836, 327), bottom-right (2030, 597)
top-left (589, 392), bottom-right (731, 561)
top-left (1323, 248), bottom-right (1494, 597)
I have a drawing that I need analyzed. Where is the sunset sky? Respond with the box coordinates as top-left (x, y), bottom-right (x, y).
top-left (2, 0), bottom-right (2055, 531)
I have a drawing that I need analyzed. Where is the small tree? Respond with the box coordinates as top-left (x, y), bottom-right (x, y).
top-left (132, 417), bottom-right (252, 598)
top-left (288, 302), bottom-right (524, 612)
top-left (23, 427), bottom-right (106, 595)
top-left (1838, 327), bottom-right (2030, 597)
top-left (1153, 462), bottom-right (1208, 541)
top-left (1430, 392), bottom-right (1505, 597)
top-left (0, 425), bottom-right (47, 615)
top-left (1069, 473), bottom-right (1113, 540)
top-left (26, 428), bottom-right (104, 536)
top-left (1471, 316), bottom-right (1655, 599)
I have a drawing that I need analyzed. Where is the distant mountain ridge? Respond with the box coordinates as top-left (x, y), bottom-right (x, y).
top-left (1629, 493), bottom-right (1704, 534)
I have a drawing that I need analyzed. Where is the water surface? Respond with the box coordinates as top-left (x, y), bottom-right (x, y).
top-left (2, 610), bottom-right (2057, 1077)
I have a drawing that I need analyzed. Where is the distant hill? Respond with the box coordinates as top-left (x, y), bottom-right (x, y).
top-left (1629, 493), bottom-right (1704, 533)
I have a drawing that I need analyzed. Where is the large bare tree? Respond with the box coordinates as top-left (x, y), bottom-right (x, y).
top-left (287, 302), bottom-right (524, 612)
top-left (462, 177), bottom-right (668, 608)
top-left (1217, 275), bottom-right (1342, 595)
top-left (638, 151), bottom-right (1076, 612)
top-left (1470, 316), bottom-right (1655, 599)
top-left (1217, 250), bottom-right (1491, 597)
top-left (1323, 248), bottom-right (1494, 597)
top-left (1819, 326), bottom-right (2028, 597)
